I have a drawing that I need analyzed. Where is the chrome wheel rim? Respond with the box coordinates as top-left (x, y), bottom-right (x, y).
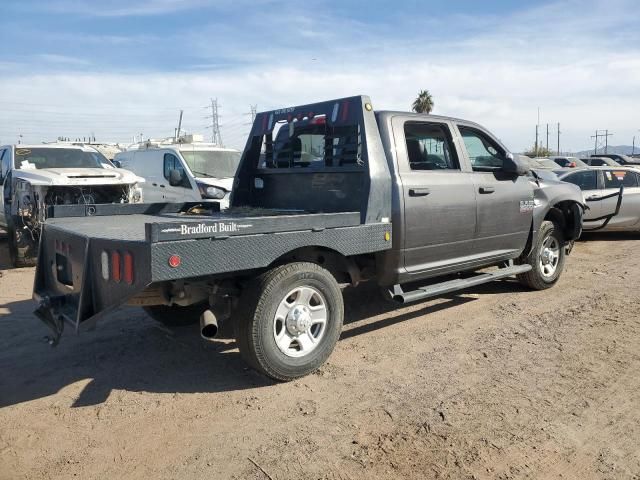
top-left (539, 233), bottom-right (560, 278)
top-left (273, 286), bottom-right (328, 358)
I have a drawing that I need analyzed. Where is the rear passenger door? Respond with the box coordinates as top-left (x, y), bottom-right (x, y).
top-left (600, 169), bottom-right (640, 228)
top-left (394, 118), bottom-right (477, 273)
top-left (456, 125), bottom-right (533, 258)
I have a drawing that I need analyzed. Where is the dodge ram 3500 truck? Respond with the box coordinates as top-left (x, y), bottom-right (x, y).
top-left (32, 96), bottom-right (584, 380)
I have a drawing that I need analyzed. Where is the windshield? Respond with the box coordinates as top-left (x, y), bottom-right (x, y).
top-left (14, 148), bottom-right (111, 170)
top-left (180, 149), bottom-right (241, 178)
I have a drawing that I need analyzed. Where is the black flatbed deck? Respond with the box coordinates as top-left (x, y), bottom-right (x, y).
top-left (45, 208), bottom-right (363, 243)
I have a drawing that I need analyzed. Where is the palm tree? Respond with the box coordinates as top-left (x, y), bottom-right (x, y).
top-left (412, 90), bottom-right (434, 114)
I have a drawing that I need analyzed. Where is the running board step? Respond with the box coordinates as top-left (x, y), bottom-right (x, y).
top-left (389, 264), bottom-right (532, 304)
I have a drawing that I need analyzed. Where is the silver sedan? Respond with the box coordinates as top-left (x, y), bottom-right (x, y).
top-left (558, 167), bottom-right (640, 232)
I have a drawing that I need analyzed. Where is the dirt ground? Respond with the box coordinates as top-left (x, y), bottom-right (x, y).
top-left (1, 230), bottom-right (639, 480)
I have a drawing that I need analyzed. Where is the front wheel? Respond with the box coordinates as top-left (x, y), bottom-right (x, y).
top-left (517, 220), bottom-right (565, 290)
top-left (235, 262), bottom-right (344, 381)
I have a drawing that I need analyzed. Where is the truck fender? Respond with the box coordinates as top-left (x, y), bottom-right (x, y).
top-left (271, 246), bottom-right (361, 287)
top-left (530, 200), bottom-right (583, 254)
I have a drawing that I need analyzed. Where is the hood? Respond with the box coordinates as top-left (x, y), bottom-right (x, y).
top-left (194, 176), bottom-right (234, 192)
top-left (13, 167), bottom-right (145, 186)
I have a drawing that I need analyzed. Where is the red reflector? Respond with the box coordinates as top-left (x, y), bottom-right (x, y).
top-left (112, 251), bottom-right (121, 282)
top-left (168, 255), bottom-right (181, 268)
top-left (123, 252), bottom-right (134, 284)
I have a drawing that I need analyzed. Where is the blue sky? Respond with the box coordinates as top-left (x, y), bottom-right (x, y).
top-left (1, 0), bottom-right (639, 151)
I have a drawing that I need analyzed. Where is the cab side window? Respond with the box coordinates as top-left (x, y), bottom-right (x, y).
top-left (458, 127), bottom-right (505, 170)
top-left (603, 170), bottom-right (638, 189)
top-left (563, 170), bottom-right (598, 191)
top-left (404, 122), bottom-right (459, 170)
top-left (163, 153), bottom-right (186, 183)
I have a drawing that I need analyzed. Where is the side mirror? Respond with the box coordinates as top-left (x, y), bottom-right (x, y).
top-left (503, 153), bottom-right (530, 176)
top-left (169, 169), bottom-right (184, 187)
top-left (112, 160), bottom-right (122, 168)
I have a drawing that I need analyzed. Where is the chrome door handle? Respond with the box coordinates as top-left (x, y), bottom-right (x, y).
top-left (409, 188), bottom-right (430, 197)
top-left (479, 186), bottom-right (495, 194)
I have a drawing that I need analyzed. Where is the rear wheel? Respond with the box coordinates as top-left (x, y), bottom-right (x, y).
top-left (143, 302), bottom-right (206, 327)
top-left (235, 262), bottom-right (344, 381)
top-left (517, 220), bottom-right (565, 290)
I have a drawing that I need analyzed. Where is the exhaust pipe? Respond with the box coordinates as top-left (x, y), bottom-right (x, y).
top-left (200, 309), bottom-right (219, 341)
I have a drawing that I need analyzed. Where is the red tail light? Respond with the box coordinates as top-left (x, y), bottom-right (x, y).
top-left (123, 252), bottom-right (134, 284)
top-left (111, 251), bottom-right (121, 283)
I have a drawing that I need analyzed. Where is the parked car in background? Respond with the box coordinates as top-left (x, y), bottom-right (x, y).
top-left (551, 156), bottom-right (588, 168)
top-left (520, 156), bottom-right (554, 170)
top-left (592, 154), bottom-right (640, 168)
top-left (114, 136), bottom-right (241, 209)
top-left (581, 157), bottom-right (620, 167)
top-left (558, 166), bottom-right (640, 232)
top-left (533, 158), bottom-right (562, 169)
top-left (0, 144), bottom-right (144, 266)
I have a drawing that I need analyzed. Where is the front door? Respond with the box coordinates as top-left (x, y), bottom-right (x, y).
top-left (0, 148), bottom-right (9, 227)
top-left (562, 169), bottom-right (602, 228)
top-left (456, 125), bottom-right (532, 258)
top-left (162, 152), bottom-right (189, 202)
top-left (395, 119), bottom-right (477, 273)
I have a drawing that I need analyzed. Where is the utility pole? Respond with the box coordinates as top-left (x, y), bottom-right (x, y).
top-left (207, 98), bottom-right (223, 146)
top-left (605, 129), bottom-right (612, 154)
top-left (557, 122), bottom-right (561, 154)
top-left (175, 110), bottom-right (183, 141)
top-left (535, 107), bottom-right (540, 156)
top-left (633, 136), bottom-right (636, 155)
top-left (546, 123), bottom-right (549, 152)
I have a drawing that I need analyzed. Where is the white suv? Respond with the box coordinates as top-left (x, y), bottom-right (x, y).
top-left (114, 139), bottom-right (241, 209)
top-left (0, 144), bottom-right (144, 266)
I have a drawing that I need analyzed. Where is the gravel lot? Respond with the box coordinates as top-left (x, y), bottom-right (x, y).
top-left (1, 231), bottom-right (639, 480)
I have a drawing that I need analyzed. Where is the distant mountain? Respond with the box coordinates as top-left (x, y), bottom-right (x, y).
top-left (574, 145), bottom-right (638, 157)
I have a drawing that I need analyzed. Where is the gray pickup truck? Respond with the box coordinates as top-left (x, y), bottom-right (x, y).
top-left (32, 96), bottom-right (584, 380)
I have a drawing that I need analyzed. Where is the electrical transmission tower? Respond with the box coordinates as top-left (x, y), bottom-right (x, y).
top-left (591, 130), bottom-right (613, 155)
top-left (207, 98), bottom-right (223, 146)
top-left (245, 104), bottom-right (258, 126)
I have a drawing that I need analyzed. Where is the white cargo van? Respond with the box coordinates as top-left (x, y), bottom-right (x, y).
top-left (114, 139), bottom-right (241, 209)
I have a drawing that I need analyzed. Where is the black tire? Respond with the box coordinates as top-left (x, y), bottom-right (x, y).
top-left (7, 218), bottom-right (36, 268)
top-left (143, 302), bottom-right (206, 327)
top-left (235, 262), bottom-right (344, 381)
top-left (517, 220), bottom-right (565, 290)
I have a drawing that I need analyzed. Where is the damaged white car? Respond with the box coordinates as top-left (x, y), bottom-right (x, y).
top-left (0, 144), bottom-right (144, 267)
